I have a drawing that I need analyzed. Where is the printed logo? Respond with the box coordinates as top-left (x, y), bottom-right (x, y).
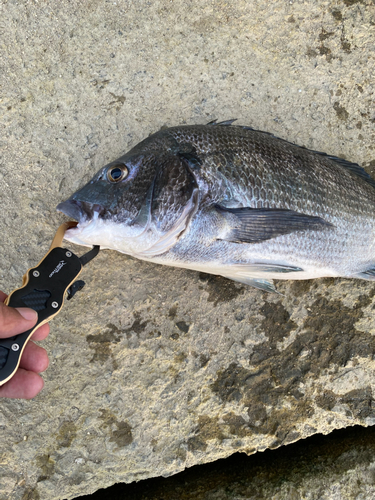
top-left (49, 260), bottom-right (67, 278)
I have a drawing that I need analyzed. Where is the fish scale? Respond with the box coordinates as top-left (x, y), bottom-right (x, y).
top-left (57, 122), bottom-right (375, 292)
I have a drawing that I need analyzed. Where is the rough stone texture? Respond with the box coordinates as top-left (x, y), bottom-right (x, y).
top-left (77, 426), bottom-right (375, 500)
top-left (0, 1), bottom-right (374, 499)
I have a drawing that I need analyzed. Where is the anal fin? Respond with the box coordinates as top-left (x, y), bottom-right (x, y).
top-left (239, 263), bottom-right (303, 273)
top-left (222, 274), bottom-right (277, 293)
top-left (353, 268), bottom-right (375, 281)
top-left (220, 263), bottom-right (304, 292)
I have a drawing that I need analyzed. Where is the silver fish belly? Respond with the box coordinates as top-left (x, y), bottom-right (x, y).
top-left (57, 121), bottom-right (375, 292)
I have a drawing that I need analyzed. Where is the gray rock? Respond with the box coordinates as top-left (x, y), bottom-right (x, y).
top-left (0, 1), bottom-right (374, 499)
top-left (87, 426), bottom-right (375, 499)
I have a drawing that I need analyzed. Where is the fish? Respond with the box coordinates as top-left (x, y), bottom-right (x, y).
top-left (57, 120), bottom-right (375, 292)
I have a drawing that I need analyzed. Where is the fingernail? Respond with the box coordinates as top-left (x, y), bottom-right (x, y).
top-left (17, 308), bottom-right (38, 322)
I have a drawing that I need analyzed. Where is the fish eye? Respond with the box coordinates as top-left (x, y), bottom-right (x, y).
top-left (107, 164), bottom-right (129, 183)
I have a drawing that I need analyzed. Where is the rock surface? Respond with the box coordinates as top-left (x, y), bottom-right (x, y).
top-left (0, 1), bottom-right (374, 499)
top-left (77, 426), bottom-right (375, 500)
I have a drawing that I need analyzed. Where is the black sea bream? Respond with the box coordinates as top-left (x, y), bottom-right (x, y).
top-left (57, 121), bottom-right (375, 292)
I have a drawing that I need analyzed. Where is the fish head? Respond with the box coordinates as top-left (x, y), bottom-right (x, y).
top-left (57, 149), bottom-right (198, 256)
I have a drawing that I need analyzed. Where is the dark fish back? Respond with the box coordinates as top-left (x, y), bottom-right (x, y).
top-left (136, 124), bottom-right (375, 223)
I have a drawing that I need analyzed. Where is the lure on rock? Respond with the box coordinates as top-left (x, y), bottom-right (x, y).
top-left (57, 121), bottom-right (375, 292)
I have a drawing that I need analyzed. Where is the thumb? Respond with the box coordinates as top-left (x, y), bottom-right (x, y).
top-left (0, 302), bottom-right (38, 338)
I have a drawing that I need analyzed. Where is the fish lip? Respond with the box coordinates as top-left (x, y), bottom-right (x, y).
top-left (56, 199), bottom-right (104, 222)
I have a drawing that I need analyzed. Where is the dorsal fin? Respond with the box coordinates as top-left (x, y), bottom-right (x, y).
top-left (207, 119), bottom-right (237, 126)
top-left (310, 151), bottom-right (375, 188)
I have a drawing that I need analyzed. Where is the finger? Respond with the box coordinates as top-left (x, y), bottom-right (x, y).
top-left (19, 341), bottom-right (49, 373)
top-left (0, 369), bottom-right (44, 399)
top-left (0, 291), bottom-right (49, 340)
top-left (31, 323), bottom-right (50, 341)
top-left (0, 302), bottom-right (38, 338)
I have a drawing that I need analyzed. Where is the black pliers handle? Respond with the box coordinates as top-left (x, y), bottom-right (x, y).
top-left (0, 222), bottom-right (99, 386)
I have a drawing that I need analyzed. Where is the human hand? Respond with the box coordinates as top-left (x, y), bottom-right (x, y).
top-left (0, 291), bottom-right (49, 399)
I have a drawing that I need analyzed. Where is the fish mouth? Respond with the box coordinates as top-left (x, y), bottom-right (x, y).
top-left (56, 199), bottom-right (107, 247)
top-left (56, 199), bottom-right (105, 222)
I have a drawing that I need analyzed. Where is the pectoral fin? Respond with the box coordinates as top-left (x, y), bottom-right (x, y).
top-left (216, 205), bottom-right (333, 244)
